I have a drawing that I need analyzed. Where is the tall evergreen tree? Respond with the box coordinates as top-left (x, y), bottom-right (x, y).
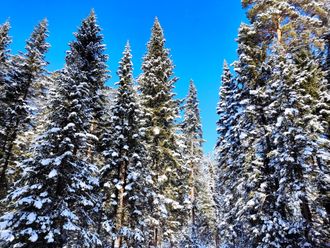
top-left (70, 10), bottom-right (108, 164)
top-left (259, 46), bottom-right (330, 247)
top-left (215, 59), bottom-right (243, 247)
top-left (0, 19), bottom-right (49, 198)
top-left (138, 17), bottom-right (189, 246)
top-left (215, 24), bottom-right (276, 247)
top-left (215, 10), bottom-right (330, 248)
top-left (181, 80), bottom-right (216, 247)
top-left (0, 21), bottom-right (12, 200)
top-left (0, 11), bottom-right (107, 247)
top-left (100, 42), bottom-right (150, 248)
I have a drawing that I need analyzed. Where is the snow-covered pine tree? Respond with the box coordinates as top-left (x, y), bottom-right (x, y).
top-left (238, 2), bottom-right (330, 246)
top-left (100, 42), bottom-right (150, 248)
top-left (0, 21), bottom-right (12, 203)
top-left (182, 81), bottom-right (203, 228)
top-left (181, 80), bottom-right (201, 245)
top-left (215, 59), bottom-right (243, 247)
top-left (0, 19), bottom-right (49, 199)
top-left (0, 12), bottom-right (108, 247)
top-left (194, 155), bottom-right (217, 248)
top-left (262, 45), bottom-right (330, 247)
top-left (215, 23), bottom-right (276, 247)
top-left (181, 80), bottom-right (216, 247)
top-left (138, 17), bottom-right (189, 246)
top-left (69, 10), bottom-right (108, 164)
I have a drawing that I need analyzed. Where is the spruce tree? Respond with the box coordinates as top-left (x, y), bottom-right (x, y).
top-left (100, 42), bottom-right (150, 248)
top-left (0, 12), bottom-right (107, 247)
top-left (215, 59), bottom-right (243, 246)
top-left (181, 80), bottom-right (202, 246)
top-left (215, 24), bottom-right (275, 247)
top-left (0, 19), bottom-right (49, 198)
top-left (67, 9), bottom-right (108, 164)
top-left (260, 46), bottom-right (330, 247)
top-left (0, 69), bottom-right (101, 247)
top-left (138, 17), bottom-right (189, 246)
top-left (0, 21), bottom-right (12, 200)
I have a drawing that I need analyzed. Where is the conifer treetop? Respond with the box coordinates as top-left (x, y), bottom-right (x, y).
top-left (25, 19), bottom-right (49, 75)
top-left (183, 80), bottom-right (203, 145)
top-left (0, 21), bottom-right (11, 63)
top-left (116, 40), bottom-right (133, 88)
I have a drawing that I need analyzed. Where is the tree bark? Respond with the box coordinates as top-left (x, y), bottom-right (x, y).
top-left (114, 159), bottom-right (128, 248)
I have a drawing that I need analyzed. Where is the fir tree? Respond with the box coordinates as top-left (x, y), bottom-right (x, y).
top-left (100, 42), bottom-right (150, 248)
top-left (260, 46), bottom-right (330, 247)
top-left (0, 12), bottom-right (108, 247)
top-left (67, 10), bottom-right (108, 164)
top-left (138, 17), bottom-right (189, 246)
top-left (215, 59), bottom-right (243, 247)
top-left (215, 24), bottom-right (275, 247)
top-left (0, 69), bottom-right (101, 247)
top-left (0, 19), bottom-right (49, 198)
top-left (181, 80), bottom-right (200, 245)
top-left (0, 21), bottom-right (12, 200)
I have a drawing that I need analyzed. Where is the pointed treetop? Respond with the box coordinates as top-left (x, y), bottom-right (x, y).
top-left (29, 18), bottom-right (48, 34)
top-left (25, 18), bottom-right (49, 71)
top-left (154, 16), bottom-right (160, 26)
top-left (0, 20), bottom-right (10, 35)
top-left (85, 8), bottom-right (97, 24)
top-left (117, 41), bottom-right (133, 87)
top-left (189, 79), bottom-right (197, 95)
top-left (0, 21), bottom-right (11, 62)
top-left (148, 17), bottom-right (165, 48)
top-left (152, 16), bottom-right (162, 32)
top-left (222, 59), bottom-right (229, 70)
top-left (26, 18), bottom-right (49, 50)
top-left (124, 40), bottom-right (131, 52)
top-left (183, 78), bottom-right (203, 152)
top-left (89, 8), bottom-right (96, 17)
top-left (75, 9), bottom-right (99, 40)
top-left (120, 40), bottom-right (132, 63)
top-left (222, 60), bottom-right (231, 78)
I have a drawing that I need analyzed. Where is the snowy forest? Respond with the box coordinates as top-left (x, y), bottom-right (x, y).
top-left (0, 1), bottom-right (329, 248)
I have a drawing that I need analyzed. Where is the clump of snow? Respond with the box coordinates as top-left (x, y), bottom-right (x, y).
top-left (48, 169), bottom-right (58, 178)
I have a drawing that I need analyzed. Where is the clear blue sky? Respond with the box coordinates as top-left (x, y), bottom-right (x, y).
top-left (1, 0), bottom-right (247, 153)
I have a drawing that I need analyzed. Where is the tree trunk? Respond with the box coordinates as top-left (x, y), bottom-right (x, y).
top-left (114, 159), bottom-right (128, 248)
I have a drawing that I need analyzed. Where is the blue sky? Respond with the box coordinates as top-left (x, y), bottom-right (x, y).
top-left (1, 0), bottom-right (247, 153)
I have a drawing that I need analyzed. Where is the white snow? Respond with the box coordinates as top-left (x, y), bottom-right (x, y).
top-left (29, 232), bottom-right (38, 242)
top-left (41, 158), bottom-right (52, 166)
top-left (26, 213), bottom-right (37, 224)
top-left (45, 231), bottom-right (54, 243)
top-left (48, 169), bottom-right (58, 178)
top-left (34, 199), bottom-right (43, 209)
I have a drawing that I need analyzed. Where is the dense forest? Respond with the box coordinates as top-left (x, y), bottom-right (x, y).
top-left (0, 1), bottom-right (329, 247)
